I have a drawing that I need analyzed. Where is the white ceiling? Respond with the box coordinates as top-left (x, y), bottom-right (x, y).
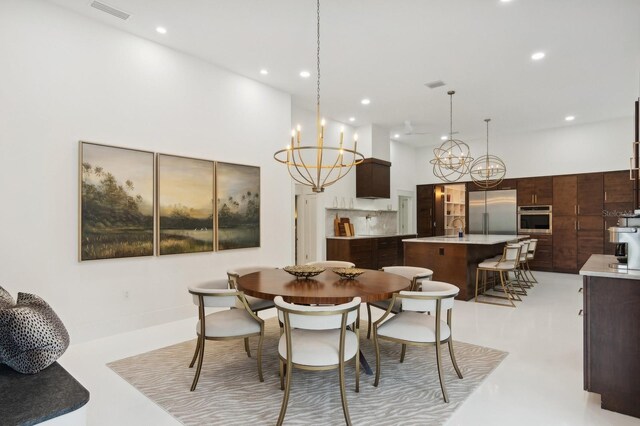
top-left (47, 0), bottom-right (640, 146)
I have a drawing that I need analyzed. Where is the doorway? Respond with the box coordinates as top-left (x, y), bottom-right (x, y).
top-left (398, 195), bottom-right (411, 234)
top-left (295, 186), bottom-right (318, 264)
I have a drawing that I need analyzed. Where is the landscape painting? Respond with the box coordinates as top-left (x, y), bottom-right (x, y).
top-left (80, 142), bottom-right (154, 261)
top-left (158, 154), bottom-right (214, 255)
top-left (216, 162), bottom-right (260, 250)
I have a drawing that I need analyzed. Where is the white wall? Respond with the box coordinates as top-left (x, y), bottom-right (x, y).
top-left (0, 0), bottom-right (292, 343)
top-left (415, 116), bottom-right (634, 184)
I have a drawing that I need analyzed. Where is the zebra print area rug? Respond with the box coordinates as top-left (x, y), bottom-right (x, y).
top-left (107, 319), bottom-right (507, 425)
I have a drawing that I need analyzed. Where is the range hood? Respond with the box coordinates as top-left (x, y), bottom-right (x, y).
top-left (356, 158), bottom-right (391, 198)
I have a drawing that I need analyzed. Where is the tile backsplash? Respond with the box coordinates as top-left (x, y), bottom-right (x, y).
top-left (326, 208), bottom-right (398, 236)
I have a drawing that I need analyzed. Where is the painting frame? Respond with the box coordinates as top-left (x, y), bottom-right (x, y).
top-left (78, 141), bottom-right (156, 261)
top-left (156, 153), bottom-right (215, 256)
top-left (215, 162), bottom-right (261, 251)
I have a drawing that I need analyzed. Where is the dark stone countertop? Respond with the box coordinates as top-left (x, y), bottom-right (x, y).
top-left (0, 362), bottom-right (90, 426)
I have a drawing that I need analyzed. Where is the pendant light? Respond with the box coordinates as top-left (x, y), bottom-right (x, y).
top-left (430, 91), bottom-right (473, 182)
top-left (470, 118), bottom-right (506, 189)
top-left (273, 0), bottom-right (364, 193)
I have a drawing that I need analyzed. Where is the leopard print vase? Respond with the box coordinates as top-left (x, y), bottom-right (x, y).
top-left (0, 292), bottom-right (70, 374)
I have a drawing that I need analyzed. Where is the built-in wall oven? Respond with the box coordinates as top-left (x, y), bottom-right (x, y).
top-left (518, 205), bottom-right (552, 234)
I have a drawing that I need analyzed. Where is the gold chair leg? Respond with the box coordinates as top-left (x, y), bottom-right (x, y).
top-left (189, 337), bottom-right (201, 368)
top-left (244, 337), bottom-right (251, 357)
top-left (400, 344), bottom-right (407, 363)
top-left (190, 335), bottom-right (205, 392)
top-left (474, 268), bottom-right (480, 301)
top-left (373, 329), bottom-right (381, 387)
top-left (366, 303), bottom-right (372, 339)
top-left (276, 360), bottom-right (293, 426)
top-left (448, 339), bottom-right (463, 379)
top-left (500, 271), bottom-right (517, 307)
top-left (257, 333), bottom-right (264, 382)
top-left (279, 359), bottom-right (285, 391)
top-left (338, 360), bottom-right (352, 426)
top-left (435, 342), bottom-right (449, 403)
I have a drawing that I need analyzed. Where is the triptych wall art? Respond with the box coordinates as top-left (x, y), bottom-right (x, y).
top-left (79, 141), bottom-right (260, 261)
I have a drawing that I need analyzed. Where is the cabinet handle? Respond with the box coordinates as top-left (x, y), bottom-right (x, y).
top-left (531, 195), bottom-right (534, 204)
top-left (604, 191), bottom-right (607, 202)
top-left (574, 205), bottom-right (577, 214)
top-left (535, 194), bottom-right (537, 204)
top-left (578, 309), bottom-right (583, 316)
top-left (429, 208), bottom-right (432, 216)
top-left (574, 221), bottom-right (577, 230)
top-left (577, 221), bottom-right (581, 231)
top-left (578, 205), bottom-right (580, 215)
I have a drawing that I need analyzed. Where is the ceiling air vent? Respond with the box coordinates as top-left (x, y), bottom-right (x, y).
top-left (90, 1), bottom-right (130, 20)
top-left (425, 80), bottom-right (446, 89)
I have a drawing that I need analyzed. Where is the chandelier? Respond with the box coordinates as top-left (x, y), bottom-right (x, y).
top-left (470, 119), bottom-right (506, 189)
top-left (430, 91), bottom-right (473, 182)
top-left (274, 0), bottom-right (363, 193)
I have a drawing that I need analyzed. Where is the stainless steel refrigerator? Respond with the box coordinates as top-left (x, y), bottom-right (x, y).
top-left (468, 190), bottom-right (517, 235)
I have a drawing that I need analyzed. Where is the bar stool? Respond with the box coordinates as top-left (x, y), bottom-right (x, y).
top-left (475, 244), bottom-right (522, 307)
top-left (524, 239), bottom-right (538, 284)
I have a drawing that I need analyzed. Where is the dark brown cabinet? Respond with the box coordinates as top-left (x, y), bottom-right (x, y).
top-left (603, 171), bottom-right (634, 254)
top-left (517, 177), bottom-right (552, 206)
top-left (356, 158), bottom-right (391, 199)
top-left (326, 235), bottom-right (416, 270)
top-left (552, 173), bottom-right (604, 273)
top-left (529, 234), bottom-right (552, 271)
top-left (416, 185), bottom-right (435, 237)
top-left (583, 274), bottom-right (640, 419)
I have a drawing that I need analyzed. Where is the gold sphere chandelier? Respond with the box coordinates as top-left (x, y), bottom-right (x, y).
top-left (470, 118), bottom-right (507, 189)
top-left (430, 91), bottom-right (473, 182)
top-left (274, 0), bottom-right (363, 193)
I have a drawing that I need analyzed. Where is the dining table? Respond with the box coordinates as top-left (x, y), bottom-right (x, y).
top-left (235, 268), bottom-right (411, 305)
top-left (235, 268), bottom-right (412, 374)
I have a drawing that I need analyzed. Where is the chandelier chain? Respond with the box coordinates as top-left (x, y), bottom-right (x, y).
top-left (316, 0), bottom-right (321, 110)
top-left (449, 93), bottom-right (453, 137)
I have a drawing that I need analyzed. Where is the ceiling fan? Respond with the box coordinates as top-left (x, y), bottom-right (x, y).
top-left (403, 120), bottom-right (430, 136)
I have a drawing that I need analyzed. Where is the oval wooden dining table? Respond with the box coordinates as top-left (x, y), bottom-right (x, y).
top-left (235, 268), bottom-right (411, 305)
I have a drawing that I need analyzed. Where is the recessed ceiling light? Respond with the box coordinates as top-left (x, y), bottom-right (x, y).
top-left (531, 51), bottom-right (545, 61)
top-left (299, 70), bottom-right (311, 78)
top-left (394, 134), bottom-right (400, 138)
top-left (348, 117), bottom-right (355, 122)
top-left (500, 0), bottom-right (512, 3)
top-left (156, 26), bottom-right (167, 34)
top-left (440, 135), bottom-right (448, 140)
top-left (361, 98), bottom-right (371, 105)
top-left (565, 115), bottom-right (575, 121)
top-left (259, 69), bottom-right (268, 75)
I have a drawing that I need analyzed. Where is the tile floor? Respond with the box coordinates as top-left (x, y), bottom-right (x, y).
top-left (59, 271), bottom-right (640, 425)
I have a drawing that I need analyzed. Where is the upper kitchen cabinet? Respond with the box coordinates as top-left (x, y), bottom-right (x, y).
top-left (553, 173), bottom-right (604, 216)
top-left (356, 158), bottom-right (391, 198)
top-left (467, 178), bottom-right (517, 192)
top-left (604, 170), bottom-right (634, 204)
top-left (416, 184), bottom-right (434, 237)
top-left (517, 176), bottom-right (552, 206)
top-left (603, 170), bottom-right (634, 254)
top-left (553, 175), bottom-right (577, 215)
top-left (577, 173), bottom-right (604, 215)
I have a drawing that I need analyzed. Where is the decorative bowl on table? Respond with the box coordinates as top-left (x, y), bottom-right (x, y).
top-left (332, 268), bottom-right (365, 280)
top-left (283, 265), bottom-right (325, 279)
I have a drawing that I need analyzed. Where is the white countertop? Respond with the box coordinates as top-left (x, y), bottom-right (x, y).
top-left (579, 254), bottom-right (640, 280)
top-left (402, 234), bottom-right (526, 245)
top-left (327, 234), bottom-right (416, 240)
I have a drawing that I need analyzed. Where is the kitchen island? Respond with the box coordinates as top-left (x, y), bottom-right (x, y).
top-left (402, 234), bottom-right (525, 300)
top-left (579, 255), bottom-right (640, 419)
top-left (326, 234), bottom-right (417, 270)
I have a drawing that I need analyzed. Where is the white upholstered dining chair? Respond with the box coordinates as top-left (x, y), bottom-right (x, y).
top-left (188, 280), bottom-right (264, 391)
top-left (305, 260), bottom-right (356, 268)
top-left (227, 266), bottom-right (276, 313)
top-left (274, 296), bottom-right (361, 426)
top-left (372, 281), bottom-right (463, 403)
top-left (366, 266), bottom-right (433, 339)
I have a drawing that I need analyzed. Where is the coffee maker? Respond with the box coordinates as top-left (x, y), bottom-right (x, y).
top-left (609, 212), bottom-right (640, 270)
